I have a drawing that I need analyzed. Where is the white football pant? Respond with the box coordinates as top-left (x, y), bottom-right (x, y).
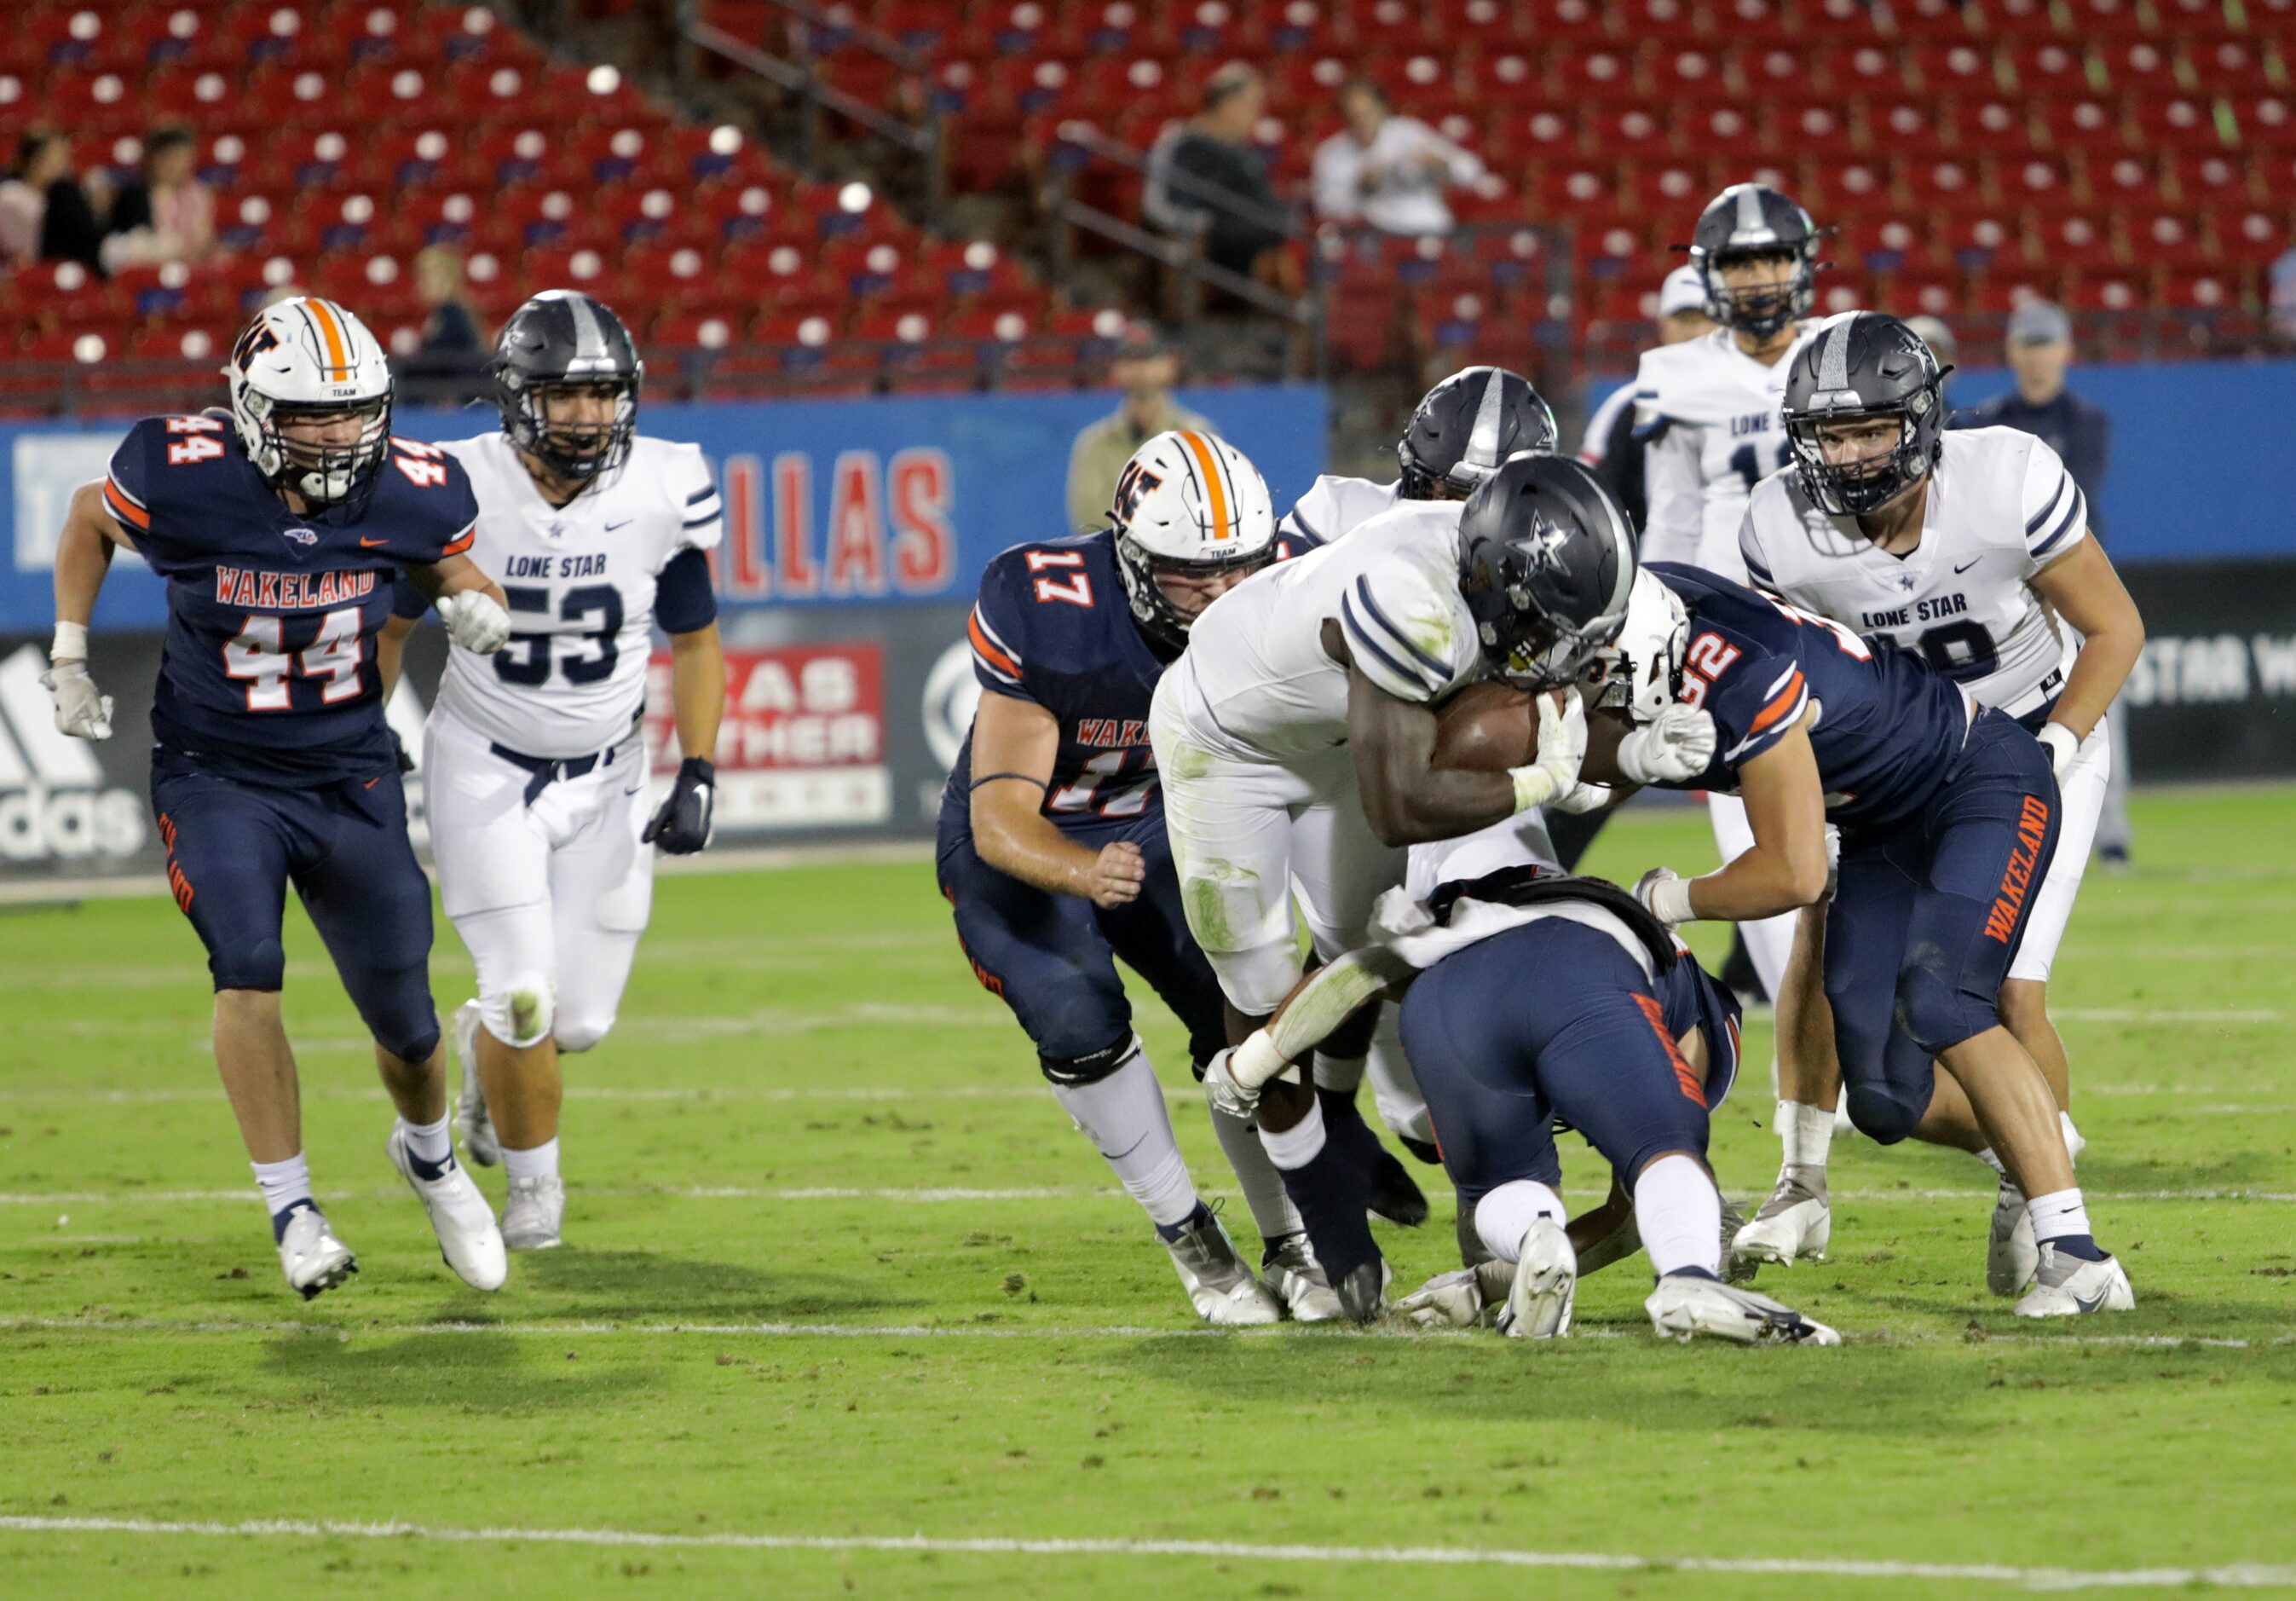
top-left (2010, 711), bottom-right (2109, 984)
top-left (424, 705), bottom-right (655, 1055)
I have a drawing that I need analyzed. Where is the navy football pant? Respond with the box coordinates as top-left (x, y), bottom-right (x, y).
top-left (937, 809), bottom-right (1227, 1081)
top-left (151, 753), bottom-right (441, 1064)
top-left (1397, 920), bottom-right (1712, 1211)
top-left (1825, 709), bottom-right (2062, 1145)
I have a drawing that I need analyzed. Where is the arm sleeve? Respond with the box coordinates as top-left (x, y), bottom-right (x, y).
top-left (670, 444), bottom-right (724, 555)
top-left (655, 546), bottom-right (718, 633)
top-left (1338, 563), bottom-right (1472, 705)
top-left (1310, 136), bottom-right (1359, 222)
top-left (1416, 120), bottom-right (1484, 186)
top-left (966, 560), bottom-right (1038, 703)
top-left (1280, 477), bottom-right (1338, 547)
top-left (2019, 436), bottom-right (2089, 572)
top-left (101, 422), bottom-right (159, 552)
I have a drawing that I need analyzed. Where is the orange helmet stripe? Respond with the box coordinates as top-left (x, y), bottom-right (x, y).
top-left (304, 298), bottom-right (352, 378)
top-left (1176, 431), bottom-right (1231, 543)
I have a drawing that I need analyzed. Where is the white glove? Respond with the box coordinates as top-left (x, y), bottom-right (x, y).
top-left (1201, 1049), bottom-right (1259, 1118)
top-left (42, 658), bottom-right (112, 740)
top-left (1552, 779), bottom-right (1615, 814)
top-left (1617, 703), bottom-right (1719, 785)
top-left (1392, 1262), bottom-right (1515, 1329)
top-left (1505, 690), bottom-right (1587, 814)
top-left (437, 590), bottom-right (512, 654)
top-left (2036, 722), bottom-right (2080, 782)
top-left (1635, 866), bottom-right (1697, 929)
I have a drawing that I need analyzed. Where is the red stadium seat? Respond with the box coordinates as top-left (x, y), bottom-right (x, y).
top-left (2091, 153), bottom-right (2169, 209)
top-left (1349, 0), bottom-right (1435, 54)
top-left (2218, 209), bottom-right (2288, 265)
top-left (1549, 48), bottom-right (1644, 106)
top-left (2131, 96), bottom-right (2231, 153)
top-left (2031, 97), bottom-right (2128, 155)
top-left (1519, 0), bottom-right (1617, 47)
top-left (1861, 99), bottom-right (1953, 161)
top-left (1580, 106), bottom-right (1670, 160)
top-left (2097, 39), bottom-right (2180, 96)
top-left (2184, 39), bottom-right (2282, 96)
top-left (2160, 152), bottom-right (2250, 206)
top-left (2062, 0), bottom-right (2155, 43)
top-left (2124, 211), bottom-right (2214, 271)
top-left (2153, 0), bottom-right (2238, 38)
top-left (1881, 0), bottom-right (1971, 42)
top-left (1978, 0), bottom-right (2065, 42)
top-left (649, 309), bottom-right (747, 350)
top-left (2234, 95), bottom-right (2296, 150)
top-left (1942, 212), bottom-right (2024, 271)
top-left (1429, 0), bottom-right (1525, 47)
top-left (2035, 212), bottom-right (2125, 273)
top-left (1902, 43), bottom-right (1993, 95)
top-left (2005, 42), bottom-right (2090, 98)
top-left (1649, 45), bottom-right (1731, 106)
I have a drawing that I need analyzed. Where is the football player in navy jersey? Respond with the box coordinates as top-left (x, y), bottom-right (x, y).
top-left (1607, 553), bottom-right (2134, 1316)
top-left (937, 431), bottom-right (1339, 1325)
top-left (43, 298), bottom-right (517, 1301)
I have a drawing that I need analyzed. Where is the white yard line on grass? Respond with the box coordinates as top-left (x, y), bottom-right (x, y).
top-left (0, 1513), bottom-right (2290, 1587)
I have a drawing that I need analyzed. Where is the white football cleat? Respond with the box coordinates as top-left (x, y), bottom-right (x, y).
top-left (1645, 1272), bottom-right (1842, 1345)
top-left (1733, 1169), bottom-right (1832, 1267)
top-left (1987, 1185), bottom-right (2039, 1297)
top-left (387, 1122), bottom-right (508, 1292)
top-left (1261, 1233), bottom-right (1343, 1322)
top-left (1161, 1209), bottom-right (1281, 1326)
top-left (450, 1000), bottom-right (499, 1168)
top-left (1497, 1215), bottom-right (1577, 1339)
top-left (276, 1206), bottom-right (357, 1301)
top-left (2013, 1244), bottom-right (2135, 1317)
top-left (501, 1174), bottom-right (565, 1251)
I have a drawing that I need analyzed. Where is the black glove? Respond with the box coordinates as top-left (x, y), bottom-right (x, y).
top-left (390, 728), bottom-right (416, 775)
top-left (643, 755), bottom-right (714, 854)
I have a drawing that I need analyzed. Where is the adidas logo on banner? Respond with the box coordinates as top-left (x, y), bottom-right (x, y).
top-left (0, 644), bottom-right (147, 862)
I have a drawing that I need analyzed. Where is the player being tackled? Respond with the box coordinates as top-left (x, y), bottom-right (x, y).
top-left (45, 298), bottom-right (514, 1298)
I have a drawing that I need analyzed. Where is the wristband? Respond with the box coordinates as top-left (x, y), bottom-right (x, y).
top-left (1647, 874), bottom-right (1698, 927)
top-left (1508, 762), bottom-right (1559, 814)
top-left (52, 621), bottom-right (89, 662)
top-left (1228, 1030), bottom-right (1287, 1092)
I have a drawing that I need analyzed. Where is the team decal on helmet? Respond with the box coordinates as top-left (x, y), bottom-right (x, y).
top-left (1108, 430), bottom-right (1278, 651)
top-left (1457, 453), bottom-right (1638, 689)
top-left (223, 296), bottom-right (395, 512)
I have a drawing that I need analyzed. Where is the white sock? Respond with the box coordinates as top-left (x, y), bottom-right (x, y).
top-left (1051, 1046), bottom-right (1198, 1229)
top-left (1208, 1103), bottom-right (1304, 1240)
top-left (252, 1152), bottom-right (314, 1217)
top-left (1779, 1099), bottom-right (1834, 1171)
top-left (1474, 1177), bottom-right (1565, 1265)
top-left (2027, 1187), bottom-right (2092, 1245)
top-left (401, 1112), bottom-right (453, 1168)
top-left (2060, 1109), bottom-right (2085, 1164)
top-left (1258, 1094), bottom-right (1328, 1171)
top-left (503, 1136), bottom-right (560, 1182)
top-left (1635, 1154), bottom-right (1722, 1277)
top-left (1312, 1053), bottom-right (1364, 1094)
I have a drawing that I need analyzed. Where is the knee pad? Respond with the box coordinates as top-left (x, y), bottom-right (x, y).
top-left (210, 937), bottom-right (286, 993)
top-left (552, 1010), bottom-right (614, 1055)
top-left (1898, 960), bottom-right (1996, 1058)
top-left (480, 975), bottom-right (557, 1050)
top-left (1844, 1081), bottom-right (1925, 1147)
top-left (1040, 1034), bottom-right (1138, 1088)
top-left (369, 983), bottom-right (441, 1066)
top-left (1203, 940), bottom-right (1304, 1020)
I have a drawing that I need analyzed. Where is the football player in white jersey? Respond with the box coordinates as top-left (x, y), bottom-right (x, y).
top-left (1277, 366), bottom-right (1566, 1227)
top-left (381, 291), bottom-right (726, 1251)
top-left (1730, 313), bottom-right (2143, 1301)
top-left (1634, 182), bottom-right (1830, 1009)
top-left (1152, 454), bottom-right (1710, 1317)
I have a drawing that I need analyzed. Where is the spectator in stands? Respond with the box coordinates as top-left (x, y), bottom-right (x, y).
top-left (1143, 64), bottom-right (1295, 287)
top-left (1, 131), bottom-right (107, 274)
top-left (1310, 78), bottom-right (1485, 236)
top-left (1955, 298), bottom-right (2132, 868)
top-left (1578, 265), bottom-right (1715, 534)
top-left (2270, 245), bottom-right (2296, 344)
top-left (101, 125), bottom-right (216, 272)
top-left (1065, 321), bottom-right (1216, 533)
top-left (397, 246), bottom-right (490, 402)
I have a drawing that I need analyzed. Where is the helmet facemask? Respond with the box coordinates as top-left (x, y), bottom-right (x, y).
top-left (1787, 400), bottom-right (1937, 518)
top-left (1114, 531), bottom-right (1273, 656)
top-left (1589, 570), bottom-right (1691, 723)
top-left (247, 390), bottom-right (393, 513)
top-left (1701, 246), bottom-right (1815, 341)
top-left (500, 373), bottom-right (639, 487)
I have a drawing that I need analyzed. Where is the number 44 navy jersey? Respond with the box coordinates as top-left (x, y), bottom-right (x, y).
top-left (943, 525), bottom-right (1315, 839)
top-left (103, 410), bottom-right (479, 784)
top-left (1645, 562), bottom-right (1979, 835)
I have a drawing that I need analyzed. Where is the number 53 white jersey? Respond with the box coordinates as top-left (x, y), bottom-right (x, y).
top-left (1736, 426), bottom-right (2088, 719)
top-left (430, 431), bottom-right (724, 757)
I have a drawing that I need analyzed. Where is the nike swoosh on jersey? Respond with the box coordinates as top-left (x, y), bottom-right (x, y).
top-left (360, 537), bottom-right (389, 547)
top-left (1953, 557), bottom-right (1982, 573)
top-left (604, 520), bottom-right (632, 533)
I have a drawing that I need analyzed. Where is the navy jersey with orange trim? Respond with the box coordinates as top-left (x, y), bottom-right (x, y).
top-left (104, 410), bottom-right (479, 783)
top-left (944, 525), bottom-right (1317, 840)
top-left (1647, 561), bottom-right (1974, 835)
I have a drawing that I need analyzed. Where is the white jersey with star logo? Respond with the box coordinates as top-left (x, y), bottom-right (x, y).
top-left (1163, 497), bottom-right (1483, 764)
top-left (432, 431), bottom-right (724, 756)
top-left (1737, 425), bottom-right (2088, 718)
top-left (1633, 321), bottom-right (1823, 579)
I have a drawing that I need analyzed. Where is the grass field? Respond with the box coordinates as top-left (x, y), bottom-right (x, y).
top-left (4, 789), bottom-right (2295, 1598)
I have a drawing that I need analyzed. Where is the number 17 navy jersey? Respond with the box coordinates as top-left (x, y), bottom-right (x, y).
top-left (104, 410), bottom-right (479, 785)
top-left (942, 526), bottom-right (1315, 840)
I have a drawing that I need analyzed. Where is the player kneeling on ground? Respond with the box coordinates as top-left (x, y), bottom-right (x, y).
top-left (1208, 862), bottom-right (1835, 1345)
top-left (382, 292), bottom-right (726, 1252)
top-left (46, 298), bottom-right (514, 1298)
top-left (938, 431), bottom-right (1337, 1324)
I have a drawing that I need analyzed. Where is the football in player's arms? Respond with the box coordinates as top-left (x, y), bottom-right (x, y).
top-left (46, 298), bottom-right (514, 1299)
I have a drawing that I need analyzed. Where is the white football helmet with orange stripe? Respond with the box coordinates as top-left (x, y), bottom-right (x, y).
top-left (224, 297), bottom-right (394, 509)
top-left (1108, 430), bottom-right (1278, 651)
